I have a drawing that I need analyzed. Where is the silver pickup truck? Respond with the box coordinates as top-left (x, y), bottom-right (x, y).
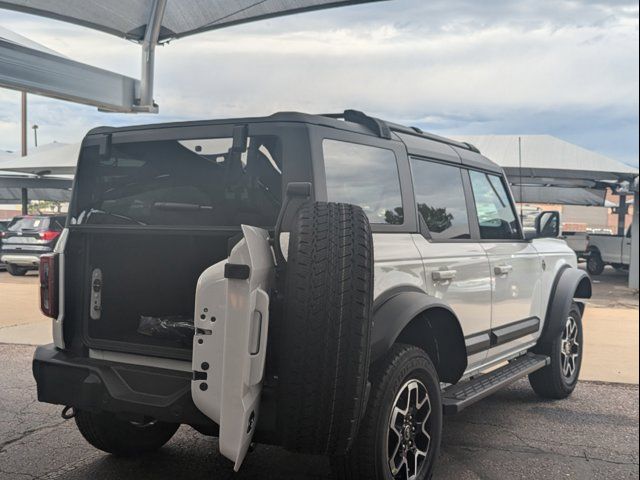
top-left (586, 227), bottom-right (632, 275)
top-left (32, 111), bottom-right (591, 479)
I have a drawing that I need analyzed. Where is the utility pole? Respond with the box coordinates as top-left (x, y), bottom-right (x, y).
top-left (20, 91), bottom-right (28, 215)
top-left (32, 124), bottom-right (38, 147)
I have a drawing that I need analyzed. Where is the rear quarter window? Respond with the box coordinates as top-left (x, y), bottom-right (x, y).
top-left (323, 139), bottom-right (404, 225)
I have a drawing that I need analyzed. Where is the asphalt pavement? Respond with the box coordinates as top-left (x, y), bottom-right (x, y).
top-left (1, 344), bottom-right (637, 480)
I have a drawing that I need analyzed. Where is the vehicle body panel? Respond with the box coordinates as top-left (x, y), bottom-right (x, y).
top-left (410, 235), bottom-right (492, 370)
top-left (562, 232), bottom-right (588, 257)
top-left (481, 241), bottom-right (542, 359)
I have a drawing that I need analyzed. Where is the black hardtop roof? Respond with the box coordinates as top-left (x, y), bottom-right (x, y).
top-left (85, 110), bottom-right (502, 173)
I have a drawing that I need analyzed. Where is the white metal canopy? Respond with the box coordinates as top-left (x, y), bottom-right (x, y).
top-left (0, 0), bottom-right (380, 41)
top-left (0, 142), bottom-right (80, 175)
top-left (0, 0), bottom-right (383, 112)
top-left (453, 134), bottom-right (639, 206)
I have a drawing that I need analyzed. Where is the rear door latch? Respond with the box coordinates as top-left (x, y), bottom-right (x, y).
top-left (90, 268), bottom-right (102, 320)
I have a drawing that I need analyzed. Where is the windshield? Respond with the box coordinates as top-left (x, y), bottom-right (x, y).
top-left (74, 135), bottom-right (282, 227)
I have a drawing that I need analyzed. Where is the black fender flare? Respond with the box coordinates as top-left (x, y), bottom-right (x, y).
top-left (370, 288), bottom-right (467, 382)
top-left (539, 266), bottom-right (592, 346)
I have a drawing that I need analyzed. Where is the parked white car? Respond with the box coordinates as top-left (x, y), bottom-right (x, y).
top-left (586, 227), bottom-right (633, 275)
top-left (32, 111), bottom-right (591, 479)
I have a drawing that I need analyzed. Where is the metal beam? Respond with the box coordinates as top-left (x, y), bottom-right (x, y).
top-left (0, 176), bottom-right (73, 189)
top-left (0, 37), bottom-right (141, 113)
top-left (137, 0), bottom-right (167, 112)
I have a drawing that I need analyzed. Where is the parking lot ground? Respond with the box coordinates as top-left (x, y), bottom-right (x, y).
top-left (0, 344), bottom-right (637, 480)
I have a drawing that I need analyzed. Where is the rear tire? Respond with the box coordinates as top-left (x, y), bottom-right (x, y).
top-left (75, 410), bottom-right (179, 456)
top-left (277, 202), bottom-right (374, 455)
top-left (6, 264), bottom-right (28, 276)
top-left (529, 302), bottom-right (583, 399)
top-left (332, 344), bottom-right (442, 480)
top-left (586, 251), bottom-right (604, 275)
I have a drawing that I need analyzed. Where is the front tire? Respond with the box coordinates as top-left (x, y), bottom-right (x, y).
top-left (6, 264), bottom-right (28, 276)
top-left (75, 410), bottom-right (179, 456)
top-left (529, 302), bottom-right (583, 399)
top-left (333, 344), bottom-right (442, 480)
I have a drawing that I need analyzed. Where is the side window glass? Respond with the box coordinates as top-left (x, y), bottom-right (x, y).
top-left (323, 139), bottom-right (403, 224)
top-left (410, 159), bottom-right (470, 239)
top-left (469, 170), bottom-right (521, 240)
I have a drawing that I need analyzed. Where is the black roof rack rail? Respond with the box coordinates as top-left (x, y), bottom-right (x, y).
top-left (385, 121), bottom-right (479, 152)
top-left (321, 109), bottom-right (480, 154)
top-left (461, 142), bottom-right (480, 153)
top-left (322, 109), bottom-right (392, 139)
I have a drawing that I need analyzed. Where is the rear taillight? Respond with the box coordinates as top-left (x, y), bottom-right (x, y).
top-left (39, 230), bottom-right (60, 242)
top-left (39, 254), bottom-right (59, 318)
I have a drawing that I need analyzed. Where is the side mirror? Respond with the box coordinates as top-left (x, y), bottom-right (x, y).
top-left (535, 211), bottom-right (561, 238)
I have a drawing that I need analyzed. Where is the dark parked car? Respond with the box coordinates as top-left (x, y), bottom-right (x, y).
top-left (0, 219), bottom-right (10, 270)
top-left (0, 215), bottom-right (66, 276)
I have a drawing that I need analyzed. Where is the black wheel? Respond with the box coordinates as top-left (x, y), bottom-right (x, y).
top-left (332, 344), bottom-right (442, 480)
top-left (277, 202), bottom-right (374, 455)
top-left (529, 302), bottom-right (583, 399)
top-left (6, 264), bottom-right (28, 276)
top-left (75, 410), bottom-right (179, 456)
top-left (586, 251), bottom-right (604, 275)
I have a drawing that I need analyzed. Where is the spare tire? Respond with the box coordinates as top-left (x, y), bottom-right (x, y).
top-left (276, 202), bottom-right (374, 455)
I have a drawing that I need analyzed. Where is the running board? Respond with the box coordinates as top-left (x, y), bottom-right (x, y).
top-left (442, 353), bottom-right (550, 415)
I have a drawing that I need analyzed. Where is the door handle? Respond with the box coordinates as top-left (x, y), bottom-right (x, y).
top-left (494, 264), bottom-right (513, 276)
top-left (432, 270), bottom-right (457, 282)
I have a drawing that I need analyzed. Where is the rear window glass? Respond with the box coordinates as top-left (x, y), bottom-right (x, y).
top-left (8, 217), bottom-right (50, 231)
top-left (74, 136), bottom-right (282, 227)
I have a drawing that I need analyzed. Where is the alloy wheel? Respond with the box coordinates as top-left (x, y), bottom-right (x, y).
top-left (560, 315), bottom-right (580, 379)
top-left (386, 379), bottom-right (432, 480)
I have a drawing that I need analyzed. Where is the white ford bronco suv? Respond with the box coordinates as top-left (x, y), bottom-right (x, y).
top-left (33, 110), bottom-right (591, 479)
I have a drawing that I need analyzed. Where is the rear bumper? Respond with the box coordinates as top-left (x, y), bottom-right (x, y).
top-left (32, 344), bottom-right (215, 428)
top-left (0, 254), bottom-right (41, 267)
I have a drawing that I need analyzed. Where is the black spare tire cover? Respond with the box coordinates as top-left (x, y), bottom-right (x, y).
top-left (277, 202), bottom-right (374, 455)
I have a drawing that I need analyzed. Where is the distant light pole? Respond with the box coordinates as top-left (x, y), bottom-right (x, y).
top-left (32, 124), bottom-right (39, 147)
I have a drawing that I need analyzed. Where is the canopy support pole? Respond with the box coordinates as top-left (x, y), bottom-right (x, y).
top-left (21, 91), bottom-right (27, 156)
top-left (21, 187), bottom-right (28, 215)
top-left (137, 0), bottom-right (167, 113)
top-left (617, 194), bottom-right (627, 236)
top-left (630, 184), bottom-right (639, 291)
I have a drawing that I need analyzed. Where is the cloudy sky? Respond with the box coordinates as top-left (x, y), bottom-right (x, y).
top-left (0, 0), bottom-right (638, 166)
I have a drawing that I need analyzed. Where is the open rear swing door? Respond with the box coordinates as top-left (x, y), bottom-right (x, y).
top-left (191, 225), bottom-right (274, 470)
